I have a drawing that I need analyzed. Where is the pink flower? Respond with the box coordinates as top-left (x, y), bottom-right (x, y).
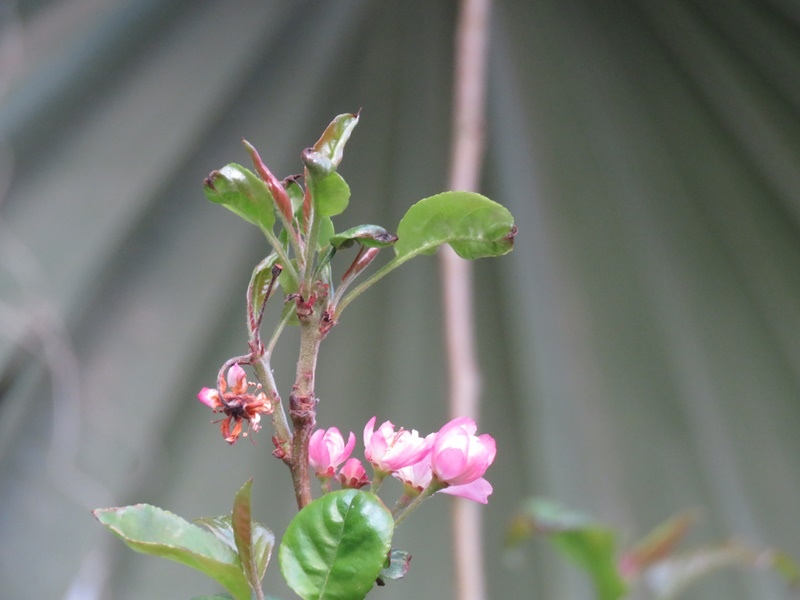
top-left (393, 450), bottom-right (494, 504)
top-left (392, 435), bottom-right (436, 489)
top-left (308, 427), bottom-right (356, 477)
top-left (363, 416), bottom-right (432, 473)
top-left (338, 458), bottom-right (370, 489)
top-left (430, 417), bottom-right (496, 486)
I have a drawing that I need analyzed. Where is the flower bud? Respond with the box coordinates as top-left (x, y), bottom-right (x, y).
top-left (338, 458), bottom-right (370, 489)
top-left (308, 427), bottom-right (356, 478)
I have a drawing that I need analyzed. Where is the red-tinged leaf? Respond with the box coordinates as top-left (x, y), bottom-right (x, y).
top-left (312, 112), bottom-right (360, 168)
top-left (203, 164), bottom-right (275, 233)
top-left (243, 139), bottom-right (294, 223)
top-left (232, 480), bottom-right (275, 592)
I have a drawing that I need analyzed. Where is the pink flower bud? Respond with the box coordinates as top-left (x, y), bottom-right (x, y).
top-left (308, 427), bottom-right (356, 477)
top-left (363, 416), bottom-right (432, 473)
top-left (338, 458), bottom-right (370, 489)
top-left (226, 363), bottom-right (248, 394)
top-left (430, 417), bottom-right (496, 486)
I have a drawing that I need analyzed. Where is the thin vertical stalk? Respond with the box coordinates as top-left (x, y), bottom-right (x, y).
top-left (439, 1), bottom-right (492, 599)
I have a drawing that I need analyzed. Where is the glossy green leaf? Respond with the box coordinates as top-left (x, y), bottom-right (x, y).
top-left (644, 543), bottom-right (800, 599)
top-left (308, 171), bottom-right (350, 218)
top-left (232, 480), bottom-right (275, 591)
top-left (312, 112), bottom-right (360, 168)
top-left (93, 504), bottom-right (250, 600)
top-left (394, 192), bottom-right (515, 260)
top-left (329, 225), bottom-right (397, 250)
top-left (279, 489), bottom-right (394, 600)
top-left (510, 499), bottom-right (627, 600)
top-left (203, 164), bottom-right (275, 233)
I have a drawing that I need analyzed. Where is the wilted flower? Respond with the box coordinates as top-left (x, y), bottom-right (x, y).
top-left (337, 458), bottom-right (370, 489)
top-left (363, 416), bottom-right (432, 473)
top-left (308, 427), bottom-right (356, 477)
top-left (430, 417), bottom-right (496, 487)
top-left (197, 363), bottom-right (272, 445)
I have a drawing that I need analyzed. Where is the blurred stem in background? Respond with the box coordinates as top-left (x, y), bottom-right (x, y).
top-left (441, 0), bottom-right (492, 599)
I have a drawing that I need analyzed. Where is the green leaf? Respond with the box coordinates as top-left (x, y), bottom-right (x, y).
top-left (312, 112), bottom-right (360, 168)
top-left (195, 516), bottom-right (237, 552)
top-left (377, 549), bottom-right (412, 584)
top-left (394, 191), bottom-right (516, 260)
top-left (285, 177), bottom-right (306, 216)
top-left (204, 164), bottom-right (275, 233)
top-left (308, 171), bottom-right (351, 218)
top-left (318, 217), bottom-right (335, 250)
top-left (247, 254), bottom-right (280, 329)
top-left (279, 489), bottom-right (394, 600)
top-left (329, 225), bottom-right (398, 250)
top-left (191, 595), bottom-right (234, 600)
top-left (93, 504), bottom-right (251, 600)
top-left (510, 499), bottom-right (627, 600)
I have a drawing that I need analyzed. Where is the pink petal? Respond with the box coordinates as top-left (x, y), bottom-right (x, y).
top-left (197, 387), bottom-right (221, 409)
top-left (439, 477), bottom-right (493, 504)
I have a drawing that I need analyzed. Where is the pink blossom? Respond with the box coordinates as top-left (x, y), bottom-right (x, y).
top-left (393, 450), bottom-right (493, 504)
top-left (363, 416), bottom-right (432, 473)
top-left (338, 458), bottom-right (370, 489)
top-left (392, 435), bottom-right (436, 489)
top-left (430, 417), bottom-right (496, 486)
top-left (308, 427), bottom-right (356, 477)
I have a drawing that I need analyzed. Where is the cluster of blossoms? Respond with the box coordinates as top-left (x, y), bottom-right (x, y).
top-left (197, 363), bottom-right (273, 444)
top-left (308, 416), bottom-right (496, 504)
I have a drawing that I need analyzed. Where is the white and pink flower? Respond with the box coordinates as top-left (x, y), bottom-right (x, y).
top-left (363, 416), bottom-right (432, 473)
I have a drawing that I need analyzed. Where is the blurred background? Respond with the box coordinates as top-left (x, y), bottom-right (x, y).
top-left (1, 1), bottom-right (800, 598)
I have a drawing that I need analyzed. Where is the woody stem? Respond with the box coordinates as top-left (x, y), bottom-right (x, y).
top-left (287, 313), bottom-right (323, 509)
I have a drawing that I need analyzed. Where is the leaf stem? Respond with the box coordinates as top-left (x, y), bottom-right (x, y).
top-left (261, 227), bottom-right (299, 283)
top-left (393, 480), bottom-right (445, 527)
top-left (301, 209), bottom-right (321, 295)
top-left (332, 254), bottom-right (410, 319)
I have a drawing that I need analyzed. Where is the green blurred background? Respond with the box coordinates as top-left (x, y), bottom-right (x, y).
top-left (1, 1), bottom-right (799, 598)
